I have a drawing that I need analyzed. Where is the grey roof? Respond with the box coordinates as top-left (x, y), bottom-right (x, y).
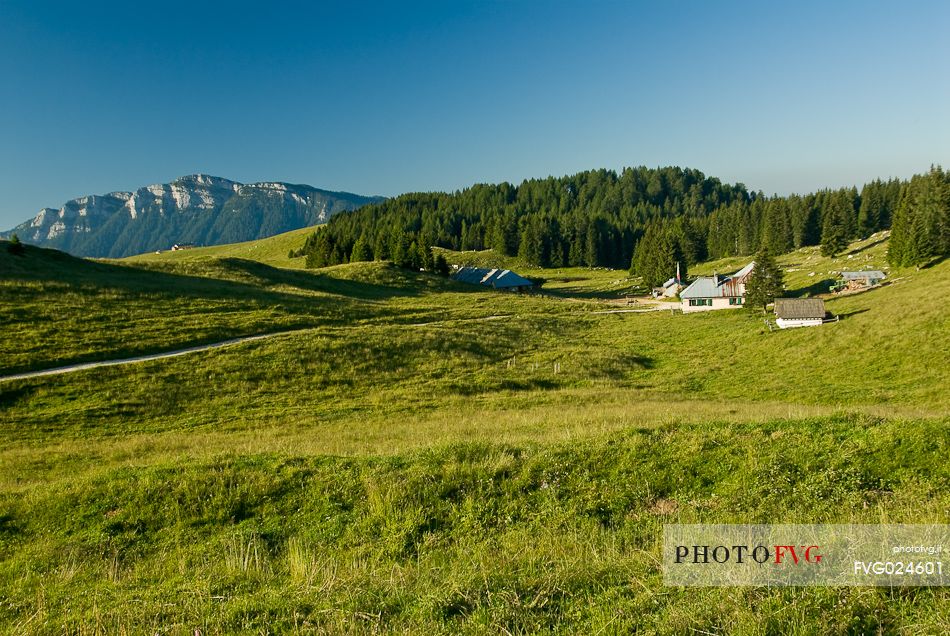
top-left (774, 298), bottom-right (826, 320)
top-left (452, 267), bottom-right (534, 289)
top-left (679, 277), bottom-right (726, 299)
top-left (732, 261), bottom-right (755, 279)
top-left (840, 270), bottom-right (885, 280)
top-left (679, 262), bottom-right (753, 299)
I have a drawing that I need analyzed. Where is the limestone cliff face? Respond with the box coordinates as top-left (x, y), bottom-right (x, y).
top-left (4, 174), bottom-right (383, 258)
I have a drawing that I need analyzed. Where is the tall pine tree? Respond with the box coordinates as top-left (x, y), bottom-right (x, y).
top-left (744, 248), bottom-right (784, 312)
top-left (631, 223), bottom-right (678, 288)
top-left (820, 192), bottom-right (851, 257)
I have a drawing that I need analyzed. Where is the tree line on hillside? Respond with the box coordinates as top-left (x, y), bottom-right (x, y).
top-left (300, 166), bottom-right (948, 286)
top-left (887, 167), bottom-right (950, 267)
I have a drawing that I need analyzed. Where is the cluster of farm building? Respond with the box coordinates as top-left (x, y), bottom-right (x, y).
top-left (452, 265), bottom-right (886, 329)
top-left (649, 264), bottom-right (884, 328)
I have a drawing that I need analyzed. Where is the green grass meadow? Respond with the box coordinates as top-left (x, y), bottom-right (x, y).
top-left (123, 225), bottom-right (317, 270)
top-left (1, 234), bottom-right (948, 634)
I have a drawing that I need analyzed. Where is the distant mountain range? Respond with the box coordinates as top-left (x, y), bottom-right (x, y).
top-left (2, 174), bottom-right (384, 258)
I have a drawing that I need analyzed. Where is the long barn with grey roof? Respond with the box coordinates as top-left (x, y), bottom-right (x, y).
top-left (452, 267), bottom-right (535, 291)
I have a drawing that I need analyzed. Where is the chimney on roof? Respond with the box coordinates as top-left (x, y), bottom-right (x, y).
top-left (713, 271), bottom-right (719, 285)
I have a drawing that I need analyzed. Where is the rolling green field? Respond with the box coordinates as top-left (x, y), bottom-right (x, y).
top-left (1, 234), bottom-right (948, 634)
top-left (123, 225), bottom-right (318, 270)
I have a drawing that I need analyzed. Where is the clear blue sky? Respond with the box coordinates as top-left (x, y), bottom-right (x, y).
top-left (2, 0), bottom-right (948, 228)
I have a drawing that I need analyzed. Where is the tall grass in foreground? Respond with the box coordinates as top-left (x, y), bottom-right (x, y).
top-left (0, 415), bottom-right (947, 633)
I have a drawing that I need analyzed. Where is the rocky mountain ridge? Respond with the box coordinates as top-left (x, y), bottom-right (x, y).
top-left (3, 174), bottom-right (383, 258)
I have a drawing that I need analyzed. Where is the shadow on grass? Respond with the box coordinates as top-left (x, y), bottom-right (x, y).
top-left (625, 354), bottom-right (655, 370)
top-left (846, 236), bottom-right (889, 256)
top-left (2, 244), bottom-right (434, 306)
top-left (543, 289), bottom-right (632, 300)
top-left (535, 274), bottom-right (646, 301)
top-left (0, 512), bottom-right (18, 540)
top-left (451, 377), bottom-right (564, 396)
top-left (919, 254), bottom-right (948, 270)
top-left (787, 278), bottom-right (834, 298)
top-left (0, 383), bottom-right (38, 407)
top-left (213, 258), bottom-right (432, 300)
top-left (835, 308), bottom-right (870, 319)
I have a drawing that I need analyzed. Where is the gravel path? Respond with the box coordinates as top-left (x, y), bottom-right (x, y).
top-left (0, 330), bottom-right (304, 383)
top-left (1, 304), bottom-right (667, 384)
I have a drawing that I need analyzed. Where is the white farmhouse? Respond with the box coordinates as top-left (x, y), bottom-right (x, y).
top-left (679, 262), bottom-right (754, 313)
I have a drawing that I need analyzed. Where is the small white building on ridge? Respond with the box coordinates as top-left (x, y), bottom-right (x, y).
top-left (679, 262), bottom-right (754, 313)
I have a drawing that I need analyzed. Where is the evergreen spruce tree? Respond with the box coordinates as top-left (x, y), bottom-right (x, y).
top-left (670, 216), bottom-right (703, 265)
top-left (887, 186), bottom-right (913, 266)
top-left (631, 224), bottom-right (657, 282)
top-left (882, 178), bottom-right (903, 229)
top-left (433, 251), bottom-right (450, 276)
top-left (305, 232), bottom-right (333, 267)
top-left (631, 223), bottom-right (676, 288)
top-left (518, 217), bottom-right (543, 265)
top-left (797, 196), bottom-right (821, 247)
top-left (568, 223), bottom-right (585, 267)
top-left (549, 237), bottom-right (566, 268)
top-left (350, 234), bottom-right (372, 262)
top-left (491, 212), bottom-right (518, 256)
top-left (738, 205), bottom-right (756, 255)
top-left (373, 232), bottom-right (390, 261)
top-left (761, 199), bottom-right (793, 254)
top-left (820, 195), bottom-right (850, 257)
top-left (584, 223), bottom-right (600, 267)
top-left (846, 187), bottom-right (861, 239)
top-left (858, 180), bottom-right (883, 237)
top-left (392, 232), bottom-right (413, 269)
top-left (421, 240), bottom-right (435, 271)
top-left (7, 233), bottom-right (25, 255)
top-left (744, 248), bottom-right (784, 312)
top-left (404, 241), bottom-right (431, 272)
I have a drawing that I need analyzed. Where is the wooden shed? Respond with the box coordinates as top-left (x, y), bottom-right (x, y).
top-left (773, 298), bottom-right (826, 329)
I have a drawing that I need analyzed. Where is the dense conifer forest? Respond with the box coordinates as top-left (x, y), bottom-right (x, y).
top-left (301, 166), bottom-right (948, 285)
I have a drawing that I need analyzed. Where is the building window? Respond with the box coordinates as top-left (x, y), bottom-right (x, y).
top-left (689, 298), bottom-right (713, 307)
top-left (729, 297), bottom-right (743, 305)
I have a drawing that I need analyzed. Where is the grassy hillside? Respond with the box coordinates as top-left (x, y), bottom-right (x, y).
top-left (0, 240), bottom-right (376, 375)
top-left (122, 224), bottom-right (318, 269)
top-left (1, 234), bottom-right (948, 633)
top-left (0, 238), bottom-right (556, 375)
top-left (692, 231), bottom-right (893, 295)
